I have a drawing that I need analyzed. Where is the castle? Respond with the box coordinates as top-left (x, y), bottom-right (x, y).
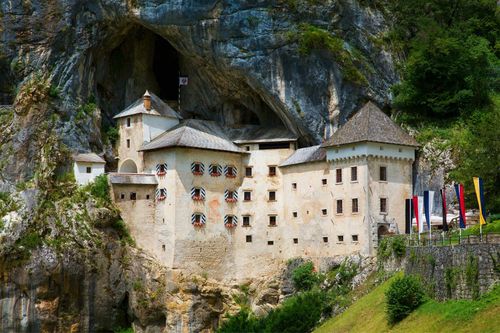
top-left (95, 91), bottom-right (418, 281)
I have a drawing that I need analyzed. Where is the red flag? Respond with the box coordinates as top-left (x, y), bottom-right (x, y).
top-left (412, 195), bottom-right (419, 231)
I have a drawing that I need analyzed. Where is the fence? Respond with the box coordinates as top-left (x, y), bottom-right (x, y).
top-left (380, 232), bottom-right (500, 247)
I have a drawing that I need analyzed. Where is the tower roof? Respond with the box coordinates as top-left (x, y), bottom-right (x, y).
top-left (279, 145), bottom-right (326, 167)
top-left (113, 91), bottom-right (182, 120)
top-left (321, 102), bottom-right (419, 148)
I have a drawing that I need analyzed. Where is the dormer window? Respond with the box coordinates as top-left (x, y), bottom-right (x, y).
top-left (225, 165), bottom-right (237, 178)
top-left (156, 163), bottom-right (167, 176)
top-left (224, 190), bottom-right (238, 203)
top-left (224, 215), bottom-right (238, 228)
top-left (191, 162), bottom-right (204, 175)
top-left (209, 164), bottom-right (222, 177)
top-left (191, 213), bottom-right (206, 227)
top-left (191, 187), bottom-right (206, 201)
top-left (155, 188), bottom-right (167, 201)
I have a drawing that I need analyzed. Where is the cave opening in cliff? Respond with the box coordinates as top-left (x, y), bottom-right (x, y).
top-left (152, 35), bottom-right (179, 101)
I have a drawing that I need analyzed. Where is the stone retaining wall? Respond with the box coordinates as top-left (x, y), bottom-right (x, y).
top-left (405, 243), bottom-right (500, 300)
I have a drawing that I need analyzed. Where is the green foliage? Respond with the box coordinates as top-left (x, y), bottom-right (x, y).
top-left (218, 291), bottom-right (326, 333)
top-left (105, 125), bottom-right (120, 146)
top-left (387, 0), bottom-right (499, 120)
top-left (378, 236), bottom-right (407, 263)
top-left (16, 231), bottom-right (43, 250)
top-left (465, 255), bottom-right (480, 300)
top-left (294, 24), bottom-right (368, 86)
top-left (48, 85), bottom-right (60, 98)
top-left (113, 327), bottom-right (134, 333)
top-left (292, 261), bottom-right (318, 291)
top-left (113, 219), bottom-right (134, 245)
top-left (76, 102), bottom-right (97, 121)
top-left (385, 275), bottom-right (426, 324)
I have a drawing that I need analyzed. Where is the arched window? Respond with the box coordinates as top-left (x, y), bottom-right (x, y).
top-left (192, 213), bottom-right (206, 227)
top-left (191, 162), bottom-right (204, 175)
top-left (224, 190), bottom-right (238, 203)
top-left (224, 165), bottom-right (237, 178)
top-left (156, 163), bottom-right (167, 176)
top-left (155, 188), bottom-right (167, 201)
top-left (191, 187), bottom-right (206, 201)
top-left (119, 159), bottom-right (138, 173)
top-left (224, 215), bottom-right (238, 228)
top-left (209, 164), bottom-right (222, 177)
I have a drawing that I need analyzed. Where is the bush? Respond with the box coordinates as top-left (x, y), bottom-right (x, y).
top-left (217, 309), bottom-right (260, 333)
top-left (385, 275), bottom-right (425, 324)
top-left (88, 174), bottom-right (110, 203)
top-left (292, 261), bottom-right (318, 291)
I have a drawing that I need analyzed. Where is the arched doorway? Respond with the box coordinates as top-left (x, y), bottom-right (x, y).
top-left (378, 225), bottom-right (389, 238)
top-left (119, 159), bottom-right (138, 173)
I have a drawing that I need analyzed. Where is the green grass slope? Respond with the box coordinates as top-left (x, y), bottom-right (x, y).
top-left (315, 274), bottom-right (500, 333)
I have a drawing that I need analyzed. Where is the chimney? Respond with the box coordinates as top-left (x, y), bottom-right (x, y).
top-left (143, 90), bottom-right (151, 111)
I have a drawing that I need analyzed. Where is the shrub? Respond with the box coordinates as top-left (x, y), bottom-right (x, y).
top-left (385, 275), bottom-right (425, 324)
top-left (89, 174), bottom-right (110, 203)
top-left (292, 261), bottom-right (318, 291)
top-left (217, 309), bottom-right (260, 333)
top-left (264, 290), bottom-right (325, 333)
top-left (391, 236), bottom-right (406, 258)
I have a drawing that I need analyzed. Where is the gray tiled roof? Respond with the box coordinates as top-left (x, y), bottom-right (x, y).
top-left (113, 91), bottom-right (182, 120)
top-left (279, 145), bottom-right (326, 167)
top-left (73, 153), bottom-right (106, 164)
top-left (109, 173), bottom-right (158, 185)
top-left (139, 120), bottom-right (245, 153)
top-left (229, 126), bottom-right (297, 143)
top-left (322, 102), bottom-right (419, 148)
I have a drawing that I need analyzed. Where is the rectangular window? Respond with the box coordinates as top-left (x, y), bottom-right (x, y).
top-left (351, 166), bottom-right (357, 181)
top-left (193, 163), bottom-right (201, 173)
top-left (352, 235), bottom-right (359, 242)
top-left (338, 235), bottom-right (344, 242)
top-left (380, 166), bottom-right (387, 181)
top-left (293, 211), bottom-right (298, 218)
top-left (268, 166), bottom-right (277, 176)
top-left (246, 235), bottom-right (252, 243)
top-left (292, 182), bottom-right (297, 190)
top-left (336, 200), bottom-right (343, 214)
top-left (380, 198), bottom-right (387, 213)
top-left (245, 146), bottom-right (250, 151)
top-left (86, 166), bottom-right (92, 174)
top-left (322, 209), bottom-right (327, 216)
top-left (245, 167), bottom-right (253, 177)
top-left (126, 139), bottom-right (130, 148)
top-left (336, 168), bottom-right (342, 183)
top-left (268, 191), bottom-right (276, 201)
top-left (322, 178), bottom-right (327, 185)
top-left (130, 192), bottom-right (137, 200)
top-left (293, 238), bottom-right (298, 244)
top-left (352, 198), bottom-right (359, 213)
top-left (244, 191), bottom-right (252, 201)
top-left (243, 216), bottom-right (250, 227)
top-left (268, 240), bottom-right (274, 245)
top-left (146, 194), bottom-right (150, 200)
top-left (126, 117), bottom-right (131, 127)
top-left (120, 193), bottom-right (125, 200)
top-left (269, 215), bottom-right (277, 226)
top-left (323, 237), bottom-right (328, 243)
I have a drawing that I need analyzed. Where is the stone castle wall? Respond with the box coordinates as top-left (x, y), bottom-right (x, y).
top-left (405, 243), bottom-right (500, 300)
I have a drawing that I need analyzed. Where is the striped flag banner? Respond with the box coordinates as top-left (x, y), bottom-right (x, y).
top-left (418, 196), bottom-right (424, 234)
top-left (440, 188), bottom-right (448, 231)
top-left (454, 184), bottom-right (466, 228)
top-left (412, 195), bottom-right (419, 234)
top-left (424, 191), bottom-right (434, 231)
top-left (473, 177), bottom-right (487, 225)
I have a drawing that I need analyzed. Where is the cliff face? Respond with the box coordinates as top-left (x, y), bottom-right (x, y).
top-left (0, 0), bottom-right (397, 182)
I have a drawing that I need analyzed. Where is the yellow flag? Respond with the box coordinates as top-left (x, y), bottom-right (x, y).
top-left (473, 177), bottom-right (487, 225)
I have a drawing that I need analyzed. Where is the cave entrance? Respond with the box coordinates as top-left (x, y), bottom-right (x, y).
top-left (153, 35), bottom-right (179, 102)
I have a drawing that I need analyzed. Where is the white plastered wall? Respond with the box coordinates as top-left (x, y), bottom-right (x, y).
top-left (73, 162), bottom-right (105, 185)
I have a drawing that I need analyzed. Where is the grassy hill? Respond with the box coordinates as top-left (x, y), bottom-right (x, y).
top-left (315, 274), bottom-right (500, 333)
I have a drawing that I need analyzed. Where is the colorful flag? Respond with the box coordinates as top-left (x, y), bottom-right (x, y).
top-left (440, 188), bottom-right (448, 231)
top-left (418, 196), bottom-right (424, 233)
top-left (473, 177), bottom-right (487, 225)
top-left (412, 195), bottom-right (419, 232)
top-left (424, 191), bottom-right (434, 231)
top-left (454, 184), bottom-right (466, 228)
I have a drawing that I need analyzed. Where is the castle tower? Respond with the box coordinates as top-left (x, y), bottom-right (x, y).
top-left (321, 102), bottom-right (419, 255)
top-left (114, 90), bottom-right (182, 173)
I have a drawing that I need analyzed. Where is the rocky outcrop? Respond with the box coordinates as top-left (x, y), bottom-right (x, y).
top-left (0, 0), bottom-right (398, 182)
